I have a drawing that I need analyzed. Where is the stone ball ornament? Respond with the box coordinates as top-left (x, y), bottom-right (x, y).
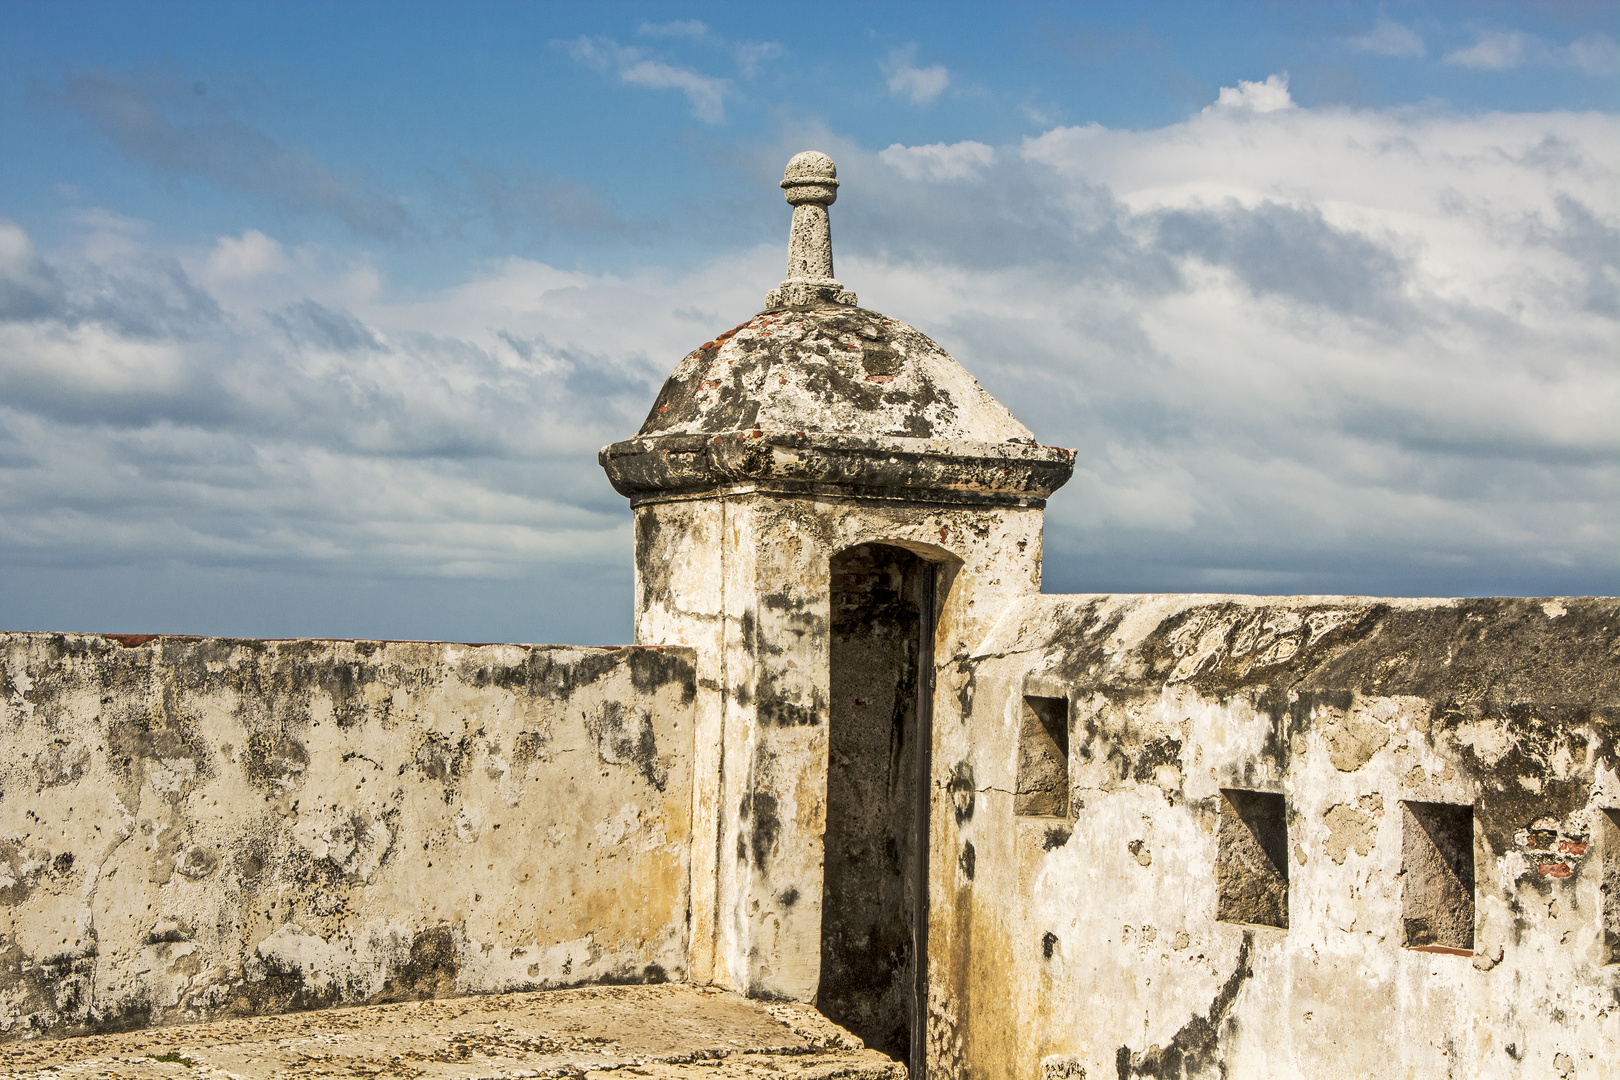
top-left (779, 150), bottom-right (840, 206)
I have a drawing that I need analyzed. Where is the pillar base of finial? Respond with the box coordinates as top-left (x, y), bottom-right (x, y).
top-left (765, 279), bottom-right (857, 309)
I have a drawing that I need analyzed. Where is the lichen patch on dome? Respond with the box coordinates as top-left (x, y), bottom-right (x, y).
top-left (636, 307), bottom-right (1034, 445)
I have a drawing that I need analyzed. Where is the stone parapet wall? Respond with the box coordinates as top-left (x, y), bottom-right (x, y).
top-left (936, 594), bottom-right (1619, 1079)
top-left (0, 633), bottom-right (696, 1041)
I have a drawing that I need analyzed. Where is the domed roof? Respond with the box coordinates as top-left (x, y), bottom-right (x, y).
top-left (600, 152), bottom-right (1073, 505)
top-left (633, 306), bottom-right (1038, 445)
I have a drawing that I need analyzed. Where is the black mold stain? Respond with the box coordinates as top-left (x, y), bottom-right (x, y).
top-left (243, 731), bottom-right (308, 791)
top-left (633, 511), bottom-right (664, 613)
top-left (597, 961), bottom-right (681, 988)
top-left (1131, 736), bottom-right (1184, 784)
top-left (753, 590), bottom-right (828, 727)
top-left (586, 701), bottom-right (668, 791)
top-left (480, 645), bottom-right (696, 708)
top-left (1042, 931), bottom-right (1058, 959)
top-left (1, 842), bottom-right (55, 903)
top-left (959, 842), bottom-right (976, 879)
top-left (743, 790), bottom-right (781, 872)
top-left (107, 717), bottom-right (213, 799)
top-left (1042, 827), bottom-right (1071, 851)
top-left (509, 730), bottom-right (549, 768)
top-left (175, 846), bottom-right (219, 881)
top-left (231, 834), bottom-right (272, 884)
top-left (755, 692), bottom-right (822, 727)
top-left (412, 734), bottom-right (467, 784)
top-left (1117, 931), bottom-right (1253, 1079)
top-left (34, 740), bottom-right (90, 789)
top-left (143, 922), bottom-right (192, 945)
top-left (955, 658), bottom-right (976, 721)
top-left (948, 762), bottom-right (976, 824)
top-left (378, 926), bottom-right (457, 1003)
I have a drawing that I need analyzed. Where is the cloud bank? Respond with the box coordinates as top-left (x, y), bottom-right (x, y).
top-left (3, 78), bottom-right (1615, 641)
top-left (1345, 19), bottom-right (1426, 59)
top-left (848, 89), bottom-right (1617, 596)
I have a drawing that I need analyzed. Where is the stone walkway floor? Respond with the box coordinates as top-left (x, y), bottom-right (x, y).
top-left (0, 985), bottom-right (907, 1079)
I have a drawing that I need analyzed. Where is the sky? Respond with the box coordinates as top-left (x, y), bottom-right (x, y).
top-left (1, 1), bottom-right (1616, 645)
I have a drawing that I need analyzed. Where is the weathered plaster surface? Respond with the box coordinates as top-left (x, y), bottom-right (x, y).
top-left (632, 490), bottom-right (1049, 1009)
top-left (940, 594), bottom-right (1620, 1079)
top-left (0, 634), bottom-right (695, 1041)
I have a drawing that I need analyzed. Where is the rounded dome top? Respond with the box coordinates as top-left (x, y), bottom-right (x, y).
top-left (635, 306), bottom-right (1035, 445)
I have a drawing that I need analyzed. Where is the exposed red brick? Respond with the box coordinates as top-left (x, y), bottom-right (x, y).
top-left (103, 634), bottom-right (160, 647)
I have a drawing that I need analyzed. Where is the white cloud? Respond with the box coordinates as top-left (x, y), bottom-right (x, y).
top-left (66, 206), bottom-right (145, 234)
top-left (733, 41), bottom-right (782, 78)
top-left (1445, 30), bottom-right (1531, 70)
top-left (618, 59), bottom-right (728, 123)
top-left (1207, 73), bottom-right (1295, 113)
top-left (1569, 32), bottom-right (1620, 76)
top-left (883, 46), bottom-right (950, 106)
top-left (879, 141), bottom-right (995, 182)
top-left (0, 218), bottom-right (47, 289)
top-left (633, 21), bottom-right (780, 79)
top-left (206, 229), bottom-right (286, 279)
top-left (563, 37), bottom-right (730, 123)
top-left (1444, 28), bottom-right (1620, 76)
top-left (1345, 18), bottom-right (1425, 58)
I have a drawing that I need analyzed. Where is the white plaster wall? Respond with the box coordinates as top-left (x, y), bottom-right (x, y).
top-left (0, 634), bottom-right (696, 1040)
top-left (937, 594), bottom-right (1620, 1079)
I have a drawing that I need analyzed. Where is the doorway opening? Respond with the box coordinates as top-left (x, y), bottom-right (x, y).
top-left (820, 543), bottom-right (935, 1072)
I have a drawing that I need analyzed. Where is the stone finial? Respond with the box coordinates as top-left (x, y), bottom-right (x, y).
top-left (765, 151), bottom-right (858, 309)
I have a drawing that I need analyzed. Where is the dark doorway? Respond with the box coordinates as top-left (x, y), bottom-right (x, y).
top-left (821, 543), bottom-right (934, 1072)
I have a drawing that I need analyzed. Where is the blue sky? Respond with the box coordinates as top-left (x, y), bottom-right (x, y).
top-left (1, 1), bottom-right (1617, 643)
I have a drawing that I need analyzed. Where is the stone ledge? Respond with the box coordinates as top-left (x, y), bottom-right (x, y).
top-left (0, 984), bottom-right (906, 1079)
top-left (601, 430), bottom-right (1074, 505)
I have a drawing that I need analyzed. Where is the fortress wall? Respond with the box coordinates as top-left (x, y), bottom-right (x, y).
top-left (0, 633), bottom-right (696, 1041)
top-left (938, 595), bottom-right (1619, 1080)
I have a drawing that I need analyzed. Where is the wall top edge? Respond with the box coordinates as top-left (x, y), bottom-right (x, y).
top-left (0, 632), bottom-right (696, 657)
top-left (970, 591), bottom-right (1619, 708)
top-left (1029, 592), bottom-right (1619, 606)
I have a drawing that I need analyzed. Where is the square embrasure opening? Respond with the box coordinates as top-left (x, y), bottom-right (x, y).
top-left (1216, 789), bottom-right (1288, 929)
top-left (1015, 695), bottom-right (1069, 818)
top-left (1401, 800), bottom-right (1475, 954)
